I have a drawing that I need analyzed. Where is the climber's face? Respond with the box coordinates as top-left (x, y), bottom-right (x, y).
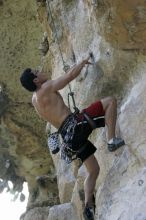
top-left (33, 69), bottom-right (48, 83)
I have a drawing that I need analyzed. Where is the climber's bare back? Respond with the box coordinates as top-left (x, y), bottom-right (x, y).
top-left (32, 88), bottom-right (71, 129)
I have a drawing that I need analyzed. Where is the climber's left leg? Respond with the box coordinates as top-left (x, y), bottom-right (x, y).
top-left (83, 154), bottom-right (99, 219)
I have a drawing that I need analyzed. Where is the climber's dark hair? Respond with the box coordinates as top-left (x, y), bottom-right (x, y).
top-left (20, 68), bottom-right (37, 92)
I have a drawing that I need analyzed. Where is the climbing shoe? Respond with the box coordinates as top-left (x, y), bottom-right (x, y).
top-left (83, 204), bottom-right (95, 220)
top-left (83, 206), bottom-right (94, 220)
top-left (108, 137), bottom-right (125, 152)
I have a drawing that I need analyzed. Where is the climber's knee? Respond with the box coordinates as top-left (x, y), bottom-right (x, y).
top-left (101, 96), bottom-right (117, 111)
top-left (84, 155), bottom-right (100, 179)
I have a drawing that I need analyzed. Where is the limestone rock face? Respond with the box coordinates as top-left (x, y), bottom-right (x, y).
top-left (101, 0), bottom-right (146, 49)
top-left (96, 155), bottom-right (146, 220)
top-left (21, 207), bottom-right (49, 220)
top-left (48, 203), bottom-right (77, 220)
top-left (1, 0), bottom-right (146, 220)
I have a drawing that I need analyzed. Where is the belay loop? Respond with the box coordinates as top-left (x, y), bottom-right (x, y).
top-left (46, 0), bottom-right (79, 113)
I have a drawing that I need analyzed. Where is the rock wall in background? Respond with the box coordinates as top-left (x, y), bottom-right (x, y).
top-left (0, 0), bottom-right (59, 213)
top-left (1, 0), bottom-right (146, 220)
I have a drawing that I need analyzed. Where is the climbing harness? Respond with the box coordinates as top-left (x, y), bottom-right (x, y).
top-left (46, 0), bottom-right (79, 113)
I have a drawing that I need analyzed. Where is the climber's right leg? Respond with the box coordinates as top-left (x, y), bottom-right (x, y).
top-left (101, 96), bottom-right (125, 151)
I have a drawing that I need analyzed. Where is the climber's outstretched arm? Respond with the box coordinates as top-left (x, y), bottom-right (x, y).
top-left (42, 57), bottom-right (91, 92)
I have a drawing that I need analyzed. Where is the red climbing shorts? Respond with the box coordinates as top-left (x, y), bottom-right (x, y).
top-left (72, 100), bottom-right (105, 162)
top-left (77, 100), bottom-right (105, 120)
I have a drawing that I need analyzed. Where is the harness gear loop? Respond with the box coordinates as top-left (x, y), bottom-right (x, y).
top-left (46, 0), bottom-right (79, 113)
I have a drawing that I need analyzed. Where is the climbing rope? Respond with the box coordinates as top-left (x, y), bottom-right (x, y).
top-left (46, 0), bottom-right (79, 113)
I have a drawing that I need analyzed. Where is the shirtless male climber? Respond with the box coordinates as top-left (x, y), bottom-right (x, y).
top-left (20, 56), bottom-right (125, 220)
